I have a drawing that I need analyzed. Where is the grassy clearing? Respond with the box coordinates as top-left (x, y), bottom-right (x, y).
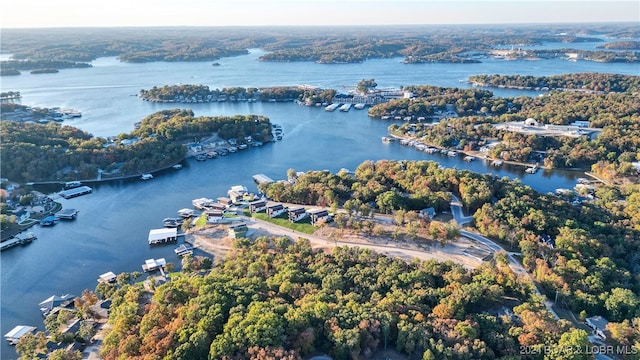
top-left (194, 214), bottom-right (207, 227)
top-left (252, 212), bottom-right (317, 234)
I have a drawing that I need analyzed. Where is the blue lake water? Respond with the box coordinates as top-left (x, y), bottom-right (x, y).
top-left (1, 44), bottom-right (638, 359)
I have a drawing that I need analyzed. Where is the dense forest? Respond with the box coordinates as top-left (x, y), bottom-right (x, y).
top-left (93, 237), bottom-right (601, 360)
top-left (0, 59), bottom-right (92, 71)
top-left (132, 109), bottom-right (273, 143)
top-left (259, 160), bottom-right (640, 327)
top-left (0, 23), bottom-right (635, 64)
top-left (0, 110), bottom-right (274, 183)
top-left (0, 121), bottom-right (185, 183)
top-left (138, 84), bottom-right (337, 104)
top-left (468, 73), bottom-right (640, 93)
top-left (597, 41), bottom-right (640, 50)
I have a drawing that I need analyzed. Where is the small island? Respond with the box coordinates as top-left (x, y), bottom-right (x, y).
top-left (30, 68), bottom-right (59, 74)
top-left (0, 69), bottom-right (21, 76)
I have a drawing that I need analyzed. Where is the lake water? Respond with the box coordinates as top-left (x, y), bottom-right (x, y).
top-left (1, 42), bottom-right (638, 359)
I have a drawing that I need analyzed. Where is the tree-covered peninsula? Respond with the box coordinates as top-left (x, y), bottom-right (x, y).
top-left (139, 84), bottom-right (337, 105)
top-left (0, 109), bottom-right (274, 183)
top-left (468, 73), bottom-right (640, 93)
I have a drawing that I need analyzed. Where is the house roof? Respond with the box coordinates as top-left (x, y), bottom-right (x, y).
top-left (148, 228), bottom-right (177, 241)
top-left (586, 315), bottom-right (609, 329)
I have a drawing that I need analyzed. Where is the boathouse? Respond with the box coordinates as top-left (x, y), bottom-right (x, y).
top-left (217, 197), bottom-right (233, 206)
top-left (59, 186), bottom-right (92, 199)
top-left (4, 325), bottom-right (37, 345)
top-left (308, 208), bottom-right (330, 225)
top-left (253, 174), bottom-right (274, 185)
top-left (266, 203), bottom-right (286, 218)
top-left (148, 228), bottom-right (177, 244)
top-left (98, 271), bottom-right (117, 283)
top-left (249, 200), bottom-right (267, 213)
top-left (57, 208), bottom-right (79, 220)
top-left (288, 207), bottom-right (308, 222)
top-left (142, 258), bottom-right (167, 272)
top-left (228, 190), bottom-right (244, 203)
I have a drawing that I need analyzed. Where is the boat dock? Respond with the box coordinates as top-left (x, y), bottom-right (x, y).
top-left (339, 103), bottom-right (352, 112)
top-left (174, 244), bottom-right (194, 257)
top-left (59, 186), bottom-right (92, 199)
top-left (253, 174), bottom-right (274, 185)
top-left (324, 103), bottom-right (340, 112)
top-left (1, 233), bottom-right (37, 251)
top-left (4, 325), bottom-right (37, 345)
top-left (142, 258), bottom-right (167, 272)
top-left (148, 228), bottom-right (178, 245)
top-left (57, 208), bottom-right (79, 220)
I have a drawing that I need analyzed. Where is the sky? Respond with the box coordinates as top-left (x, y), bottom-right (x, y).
top-left (1, 0), bottom-right (638, 28)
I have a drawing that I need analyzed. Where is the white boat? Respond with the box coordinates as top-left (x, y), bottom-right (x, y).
top-left (324, 103), bottom-right (340, 112)
top-left (463, 156), bottom-right (474, 162)
top-left (525, 166), bottom-right (538, 174)
top-left (491, 160), bottom-right (503, 166)
top-left (354, 103), bottom-right (365, 110)
top-left (447, 151), bottom-right (458, 157)
top-left (339, 103), bottom-right (352, 112)
top-left (381, 136), bottom-right (391, 143)
top-left (141, 174), bottom-right (153, 180)
top-left (172, 164), bottom-right (182, 169)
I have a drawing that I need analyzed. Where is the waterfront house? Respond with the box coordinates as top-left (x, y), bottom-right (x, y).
top-left (308, 208), bottom-right (330, 225)
top-left (148, 228), bottom-right (177, 245)
top-left (206, 209), bottom-right (224, 223)
top-left (228, 190), bottom-right (245, 203)
top-left (13, 209), bottom-right (30, 224)
top-left (585, 316), bottom-right (610, 340)
top-left (249, 200), bottom-right (267, 213)
top-left (228, 222), bottom-right (249, 239)
top-left (288, 207), bottom-right (308, 223)
top-left (217, 197), bottom-right (233, 206)
top-left (39, 294), bottom-right (76, 316)
top-left (266, 203), bottom-right (286, 218)
top-left (209, 203), bottom-right (227, 211)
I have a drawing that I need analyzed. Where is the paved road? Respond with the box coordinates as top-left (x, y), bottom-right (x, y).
top-left (449, 194), bottom-right (474, 225)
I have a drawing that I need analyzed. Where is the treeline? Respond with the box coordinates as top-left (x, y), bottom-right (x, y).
top-left (534, 49), bottom-right (639, 63)
top-left (0, 59), bottom-right (92, 70)
top-left (260, 160), bottom-right (496, 216)
top-left (139, 84), bottom-right (336, 104)
top-left (468, 73), bottom-right (640, 93)
top-left (368, 85), bottom-right (514, 119)
top-left (2, 24), bottom-right (635, 64)
top-left (0, 121), bottom-right (186, 183)
top-left (97, 236), bottom-right (600, 360)
top-left (132, 109), bottom-right (273, 143)
top-left (597, 41), bottom-right (640, 50)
